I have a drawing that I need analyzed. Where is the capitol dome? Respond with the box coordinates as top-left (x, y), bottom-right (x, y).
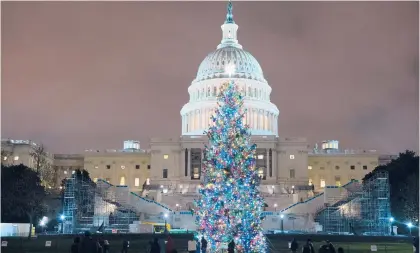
top-left (180, 1), bottom-right (280, 137)
top-left (195, 46), bottom-right (266, 83)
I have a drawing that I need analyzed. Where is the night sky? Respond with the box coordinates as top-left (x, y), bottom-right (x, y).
top-left (2, 1), bottom-right (418, 154)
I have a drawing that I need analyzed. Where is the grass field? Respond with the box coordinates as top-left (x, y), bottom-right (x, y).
top-left (1, 234), bottom-right (414, 253)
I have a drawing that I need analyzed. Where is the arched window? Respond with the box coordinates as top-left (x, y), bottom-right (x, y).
top-left (254, 88), bottom-right (257, 98)
top-left (207, 87), bottom-right (210, 97)
top-left (213, 86), bottom-right (217, 96)
top-left (248, 87), bottom-right (252, 97)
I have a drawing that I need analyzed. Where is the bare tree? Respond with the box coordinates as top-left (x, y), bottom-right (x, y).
top-left (30, 144), bottom-right (55, 187)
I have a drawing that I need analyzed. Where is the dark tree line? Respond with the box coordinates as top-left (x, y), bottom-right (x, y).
top-left (363, 150), bottom-right (419, 234)
top-left (1, 164), bottom-right (47, 238)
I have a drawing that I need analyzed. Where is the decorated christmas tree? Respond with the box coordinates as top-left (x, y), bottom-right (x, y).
top-left (194, 79), bottom-right (266, 252)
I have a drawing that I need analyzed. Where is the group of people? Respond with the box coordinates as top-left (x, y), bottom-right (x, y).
top-left (71, 232), bottom-right (419, 253)
top-left (187, 237), bottom-right (236, 253)
top-left (187, 236), bottom-right (208, 253)
top-left (290, 239), bottom-right (344, 253)
top-left (146, 236), bottom-right (177, 253)
top-left (70, 231), bottom-right (118, 253)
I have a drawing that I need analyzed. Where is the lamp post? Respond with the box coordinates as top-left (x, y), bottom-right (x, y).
top-left (280, 214), bottom-right (284, 233)
top-left (60, 215), bottom-right (65, 234)
top-left (389, 217), bottom-right (394, 235)
top-left (407, 222), bottom-right (413, 236)
top-left (164, 213), bottom-right (169, 234)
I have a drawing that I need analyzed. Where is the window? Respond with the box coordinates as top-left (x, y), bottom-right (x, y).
top-left (120, 176), bottom-right (125, 186)
top-left (308, 166), bottom-right (312, 170)
top-left (64, 171), bottom-right (68, 175)
top-left (121, 165), bottom-right (125, 170)
top-left (363, 165), bottom-right (367, 170)
top-left (147, 165), bottom-right (151, 170)
top-left (193, 167), bottom-right (200, 179)
top-left (106, 165), bottom-right (111, 169)
top-left (94, 165), bottom-right (98, 169)
top-left (213, 86), bottom-right (217, 96)
top-left (350, 165), bottom-right (355, 170)
top-left (146, 178), bottom-right (150, 185)
top-left (136, 165), bottom-right (140, 169)
top-left (335, 166), bottom-right (340, 170)
top-left (3, 156), bottom-right (7, 161)
top-left (335, 176), bottom-right (341, 186)
top-left (289, 155), bottom-right (295, 160)
top-left (289, 169), bottom-right (295, 179)
top-left (163, 169), bottom-right (168, 178)
top-left (257, 154), bottom-right (264, 160)
top-left (320, 167), bottom-right (325, 170)
top-left (13, 156), bottom-right (19, 161)
top-left (163, 154), bottom-right (169, 160)
top-left (320, 179), bottom-right (326, 188)
top-left (93, 178), bottom-right (98, 183)
top-left (308, 178), bottom-right (313, 186)
top-left (134, 178), bottom-right (140, 187)
top-left (258, 169), bottom-right (264, 178)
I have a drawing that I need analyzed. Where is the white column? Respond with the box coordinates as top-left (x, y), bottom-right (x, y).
top-left (264, 111), bottom-right (268, 131)
top-left (192, 111), bottom-right (196, 131)
top-left (188, 113), bottom-right (192, 132)
top-left (185, 114), bottom-right (189, 132)
top-left (272, 113), bottom-right (275, 132)
top-left (254, 110), bottom-right (257, 129)
top-left (251, 110), bottom-right (254, 129)
top-left (181, 149), bottom-right (186, 177)
top-left (266, 149), bottom-right (270, 178)
top-left (187, 149), bottom-right (191, 178)
top-left (198, 110), bottom-right (201, 130)
top-left (272, 150), bottom-right (277, 180)
top-left (275, 116), bottom-right (278, 135)
top-left (204, 108), bottom-right (207, 129)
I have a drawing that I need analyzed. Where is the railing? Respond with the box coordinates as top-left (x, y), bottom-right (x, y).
top-left (309, 149), bottom-right (379, 155)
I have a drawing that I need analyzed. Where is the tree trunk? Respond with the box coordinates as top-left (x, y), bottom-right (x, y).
top-left (27, 213), bottom-right (33, 240)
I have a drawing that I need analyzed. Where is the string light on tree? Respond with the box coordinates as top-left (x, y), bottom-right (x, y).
top-left (194, 61), bottom-right (266, 252)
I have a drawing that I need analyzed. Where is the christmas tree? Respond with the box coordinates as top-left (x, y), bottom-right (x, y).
top-left (194, 79), bottom-right (266, 252)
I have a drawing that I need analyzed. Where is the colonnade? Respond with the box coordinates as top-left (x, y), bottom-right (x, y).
top-left (182, 108), bottom-right (278, 134)
top-left (180, 148), bottom-right (277, 180)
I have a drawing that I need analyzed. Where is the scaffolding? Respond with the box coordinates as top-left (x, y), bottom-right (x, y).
top-left (315, 171), bottom-right (391, 235)
top-left (358, 170), bottom-right (391, 235)
top-left (62, 172), bottom-right (139, 234)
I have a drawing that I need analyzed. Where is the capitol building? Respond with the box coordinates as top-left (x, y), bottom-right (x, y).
top-left (2, 2), bottom-right (396, 228)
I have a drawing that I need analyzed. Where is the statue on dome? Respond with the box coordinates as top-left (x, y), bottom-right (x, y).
top-left (225, 0), bottom-right (234, 24)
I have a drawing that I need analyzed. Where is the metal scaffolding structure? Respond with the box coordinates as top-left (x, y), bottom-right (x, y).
top-left (315, 171), bottom-right (391, 235)
top-left (62, 172), bottom-right (139, 234)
